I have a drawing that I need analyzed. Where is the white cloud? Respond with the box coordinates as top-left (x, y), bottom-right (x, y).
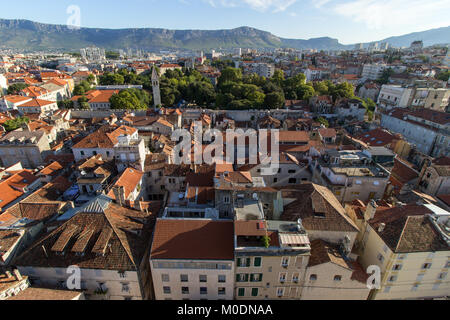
top-left (205, 0), bottom-right (299, 12)
top-left (315, 0), bottom-right (450, 30)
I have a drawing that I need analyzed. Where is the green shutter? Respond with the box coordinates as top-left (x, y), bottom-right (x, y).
top-left (237, 258), bottom-right (241, 267)
top-left (254, 257), bottom-right (262, 267)
top-left (250, 274), bottom-right (255, 282)
top-left (238, 288), bottom-right (245, 297)
top-left (236, 274), bottom-right (240, 282)
top-left (246, 258), bottom-right (251, 267)
top-left (251, 288), bottom-right (258, 297)
top-left (244, 274), bottom-right (249, 282)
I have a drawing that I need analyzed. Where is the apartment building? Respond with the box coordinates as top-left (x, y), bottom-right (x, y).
top-left (234, 220), bottom-right (310, 300)
top-left (377, 85), bottom-right (414, 110)
top-left (381, 108), bottom-right (450, 157)
top-left (150, 219), bottom-right (235, 300)
top-left (72, 125), bottom-right (140, 162)
top-left (280, 183), bottom-right (360, 249)
top-left (14, 195), bottom-right (157, 300)
top-left (361, 64), bottom-right (387, 81)
top-left (17, 99), bottom-right (58, 115)
top-left (418, 157), bottom-right (450, 196)
top-left (411, 88), bottom-right (450, 111)
top-left (357, 202), bottom-right (450, 300)
top-left (0, 131), bottom-right (51, 168)
top-left (301, 239), bottom-right (370, 300)
top-left (0, 95), bottom-right (32, 112)
top-left (312, 150), bottom-right (391, 203)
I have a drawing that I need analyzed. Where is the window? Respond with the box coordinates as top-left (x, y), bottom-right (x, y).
top-left (310, 274), bottom-right (317, 281)
top-left (281, 257), bottom-right (289, 267)
top-left (200, 287), bottom-right (207, 295)
top-left (161, 274), bottom-right (170, 282)
top-left (384, 286), bottom-right (391, 293)
top-left (392, 264), bottom-right (402, 271)
top-left (289, 178), bottom-right (297, 184)
top-left (411, 284), bottom-right (419, 292)
top-left (223, 196), bottom-right (230, 204)
top-left (182, 287), bottom-right (189, 294)
top-left (438, 272), bottom-right (447, 280)
top-left (377, 253), bottom-right (385, 263)
top-left (422, 263), bottom-right (432, 270)
top-left (238, 288), bottom-right (245, 297)
top-left (254, 257), bottom-right (262, 267)
top-left (236, 274), bottom-right (249, 282)
top-left (292, 273), bottom-right (299, 283)
top-left (288, 170), bottom-right (296, 174)
top-left (199, 275), bottom-right (207, 283)
top-left (119, 271), bottom-right (127, 278)
top-left (218, 275), bottom-right (226, 283)
top-left (163, 286), bottom-right (171, 294)
top-left (218, 288), bottom-right (226, 295)
top-left (237, 258), bottom-right (251, 268)
top-left (121, 283), bottom-right (130, 293)
top-left (180, 274), bottom-right (188, 282)
top-left (80, 151), bottom-right (85, 156)
top-left (279, 273), bottom-right (287, 283)
top-left (250, 274), bottom-right (263, 282)
top-left (273, 178), bottom-right (278, 183)
top-left (334, 275), bottom-right (342, 282)
top-left (416, 274), bottom-right (424, 282)
top-left (277, 288), bottom-right (284, 297)
top-left (251, 288), bottom-right (258, 297)
top-left (388, 276), bottom-right (397, 282)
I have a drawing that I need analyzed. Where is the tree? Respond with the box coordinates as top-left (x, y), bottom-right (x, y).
top-left (316, 117), bottom-right (329, 128)
top-left (377, 68), bottom-right (394, 85)
top-left (57, 99), bottom-right (74, 109)
top-left (73, 80), bottom-right (92, 95)
top-left (3, 117), bottom-right (30, 132)
top-left (218, 67), bottom-right (242, 86)
top-left (110, 89), bottom-right (149, 110)
top-left (78, 96), bottom-right (90, 110)
top-left (436, 71), bottom-right (450, 82)
top-left (264, 91), bottom-right (285, 109)
top-left (271, 69), bottom-right (285, 87)
top-left (330, 82), bottom-right (355, 100)
top-left (99, 72), bottom-right (125, 85)
top-left (296, 84), bottom-right (316, 100)
top-left (7, 83), bottom-right (28, 95)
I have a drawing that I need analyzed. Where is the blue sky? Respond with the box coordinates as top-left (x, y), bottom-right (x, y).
top-left (1, 0), bottom-right (449, 44)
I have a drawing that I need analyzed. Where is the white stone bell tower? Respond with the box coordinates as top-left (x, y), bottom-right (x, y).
top-left (152, 67), bottom-right (161, 108)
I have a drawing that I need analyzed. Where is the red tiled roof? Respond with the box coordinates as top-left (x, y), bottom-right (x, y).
top-left (151, 219), bottom-right (234, 260)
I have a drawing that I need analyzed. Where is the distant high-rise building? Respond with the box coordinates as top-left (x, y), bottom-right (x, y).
top-left (354, 43), bottom-right (364, 51)
top-left (80, 47), bottom-right (106, 62)
top-left (380, 42), bottom-right (389, 51)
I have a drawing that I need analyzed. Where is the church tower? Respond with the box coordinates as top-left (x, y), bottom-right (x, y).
top-left (152, 67), bottom-right (161, 108)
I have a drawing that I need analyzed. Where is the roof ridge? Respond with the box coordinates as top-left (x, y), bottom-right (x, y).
top-left (394, 215), bottom-right (411, 253)
top-left (103, 208), bottom-right (138, 268)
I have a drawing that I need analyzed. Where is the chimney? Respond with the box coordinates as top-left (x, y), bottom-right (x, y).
top-left (364, 200), bottom-right (378, 221)
top-left (112, 185), bottom-right (126, 206)
top-left (13, 269), bottom-right (23, 281)
top-left (378, 223), bottom-right (386, 232)
top-left (137, 201), bottom-right (143, 212)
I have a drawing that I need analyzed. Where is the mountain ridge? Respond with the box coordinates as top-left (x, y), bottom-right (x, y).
top-left (0, 19), bottom-right (448, 52)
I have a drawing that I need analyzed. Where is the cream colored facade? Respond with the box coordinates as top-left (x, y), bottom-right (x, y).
top-left (359, 224), bottom-right (450, 300)
top-left (235, 255), bottom-right (309, 300)
top-left (150, 259), bottom-right (235, 300)
top-left (17, 266), bottom-right (147, 300)
top-left (301, 262), bottom-right (370, 300)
